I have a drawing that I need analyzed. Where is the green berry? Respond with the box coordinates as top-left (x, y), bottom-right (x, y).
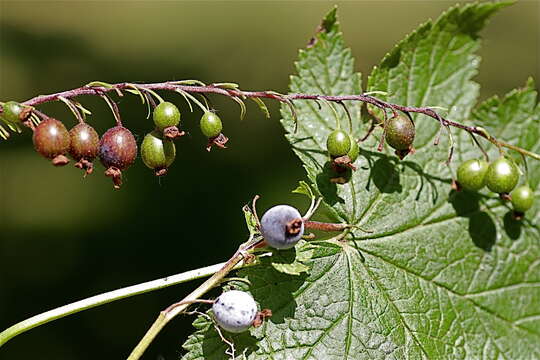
top-left (456, 159), bottom-right (489, 191)
top-left (511, 185), bottom-right (534, 213)
top-left (200, 112), bottom-right (222, 138)
top-left (2, 101), bottom-right (26, 124)
top-left (141, 130), bottom-right (176, 175)
top-left (485, 157), bottom-right (520, 194)
top-left (326, 130), bottom-right (351, 157)
top-left (153, 102), bottom-right (180, 130)
top-left (385, 115), bottom-right (415, 151)
top-left (348, 136), bottom-right (360, 163)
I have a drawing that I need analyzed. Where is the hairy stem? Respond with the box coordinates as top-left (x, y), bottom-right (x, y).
top-left (0, 261), bottom-right (240, 347)
top-left (1, 80), bottom-right (537, 161)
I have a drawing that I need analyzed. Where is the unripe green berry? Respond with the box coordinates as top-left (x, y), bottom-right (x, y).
top-left (141, 130), bottom-right (176, 175)
top-left (385, 115), bottom-right (415, 151)
top-left (326, 130), bottom-right (351, 157)
top-left (2, 101), bottom-right (26, 124)
top-left (485, 157), bottom-right (519, 194)
top-left (348, 136), bottom-right (360, 163)
top-left (200, 112), bottom-right (222, 138)
top-left (153, 102), bottom-right (181, 130)
top-left (456, 159), bottom-right (489, 191)
top-left (511, 185), bottom-right (534, 213)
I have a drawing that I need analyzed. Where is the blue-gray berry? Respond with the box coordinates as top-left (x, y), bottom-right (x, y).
top-left (212, 290), bottom-right (258, 333)
top-left (260, 205), bottom-right (304, 249)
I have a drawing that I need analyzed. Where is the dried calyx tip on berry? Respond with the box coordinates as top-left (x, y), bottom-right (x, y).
top-left (212, 290), bottom-right (258, 333)
top-left (260, 205), bottom-right (305, 249)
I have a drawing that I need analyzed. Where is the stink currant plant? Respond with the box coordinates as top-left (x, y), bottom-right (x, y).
top-left (1, 3), bottom-right (540, 360)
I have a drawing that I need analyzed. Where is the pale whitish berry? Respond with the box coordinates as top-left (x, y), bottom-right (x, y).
top-left (260, 205), bottom-right (304, 249)
top-left (212, 290), bottom-right (258, 333)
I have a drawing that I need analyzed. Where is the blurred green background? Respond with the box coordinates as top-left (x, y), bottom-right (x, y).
top-left (0, 1), bottom-right (538, 359)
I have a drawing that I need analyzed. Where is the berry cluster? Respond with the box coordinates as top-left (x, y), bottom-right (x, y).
top-left (2, 99), bottom-right (229, 189)
top-left (324, 113), bottom-right (415, 184)
top-left (210, 204), bottom-right (305, 334)
top-left (456, 157), bottom-right (534, 219)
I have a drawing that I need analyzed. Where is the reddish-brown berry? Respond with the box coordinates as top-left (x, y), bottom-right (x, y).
top-left (99, 126), bottom-right (137, 189)
top-left (32, 118), bottom-right (70, 166)
top-left (70, 123), bottom-right (99, 161)
top-left (69, 123), bottom-right (99, 175)
top-left (98, 126), bottom-right (137, 170)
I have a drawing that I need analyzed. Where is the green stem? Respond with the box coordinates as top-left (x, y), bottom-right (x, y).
top-left (126, 238), bottom-right (263, 360)
top-left (0, 261), bottom-right (229, 347)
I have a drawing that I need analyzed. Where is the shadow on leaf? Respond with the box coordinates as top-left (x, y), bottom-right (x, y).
top-left (241, 256), bottom-right (307, 325)
top-left (503, 211), bottom-right (522, 240)
top-left (371, 157), bottom-right (402, 194)
top-left (315, 161), bottom-right (349, 206)
top-left (449, 190), bottom-right (497, 251)
top-left (198, 320), bottom-right (259, 360)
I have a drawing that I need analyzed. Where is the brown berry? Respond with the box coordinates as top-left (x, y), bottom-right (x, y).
top-left (385, 115), bottom-right (415, 151)
top-left (69, 123), bottom-right (99, 160)
top-left (98, 126), bottom-right (137, 170)
top-left (32, 118), bottom-right (70, 166)
top-left (99, 126), bottom-right (137, 189)
top-left (69, 123), bottom-right (99, 176)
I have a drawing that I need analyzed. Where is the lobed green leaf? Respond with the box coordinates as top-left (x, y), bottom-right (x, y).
top-left (182, 3), bottom-right (540, 359)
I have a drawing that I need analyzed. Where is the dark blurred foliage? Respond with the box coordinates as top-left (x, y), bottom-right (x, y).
top-left (0, 1), bottom-right (537, 359)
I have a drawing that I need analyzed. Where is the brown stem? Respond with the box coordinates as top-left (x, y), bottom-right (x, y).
top-left (4, 81), bottom-right (537, 161)
top-left (304, 220), bottom-right (349, 232)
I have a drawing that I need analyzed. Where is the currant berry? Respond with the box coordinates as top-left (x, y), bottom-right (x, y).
top-left (212, 290), bottom-right (258, 333)
top-left (69, 123), bottom-right (99, 175)
top-left (153, 102), bottom-right (180, 130)
top-left (510, 185), bottom-right (534, 213)
top-left (485, 157), bottom-right (519, 194)
top-left (99, 126), bottom-right (137, 189)
top-left (141, 130), bottom-right (176, 176)
top-left (348, 136), bottom-right (360, 163)
top-left (456, 159), bottom-right (489, 191)
top-left (385, 115), bottom-right (415, 151)
top-left (260, 205), bottom-right (304, 249)
top-left (200, 112), bottom-right (222, 138)
top-left (32, 118), bottom-right (70, 166)
top-left (99, 126), bottom-right (137, 169)
top-left (2, 101), bottom-right (29, 124)
top-left (326, 130), bottom-right (351, 157)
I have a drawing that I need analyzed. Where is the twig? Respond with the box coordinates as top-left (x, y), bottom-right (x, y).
top-left (2, 80), bottom-right (535, 160)
top-left (126, 236), bottom-right (265, 360)
top-left (0, 261), bottom-right (238, 346)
